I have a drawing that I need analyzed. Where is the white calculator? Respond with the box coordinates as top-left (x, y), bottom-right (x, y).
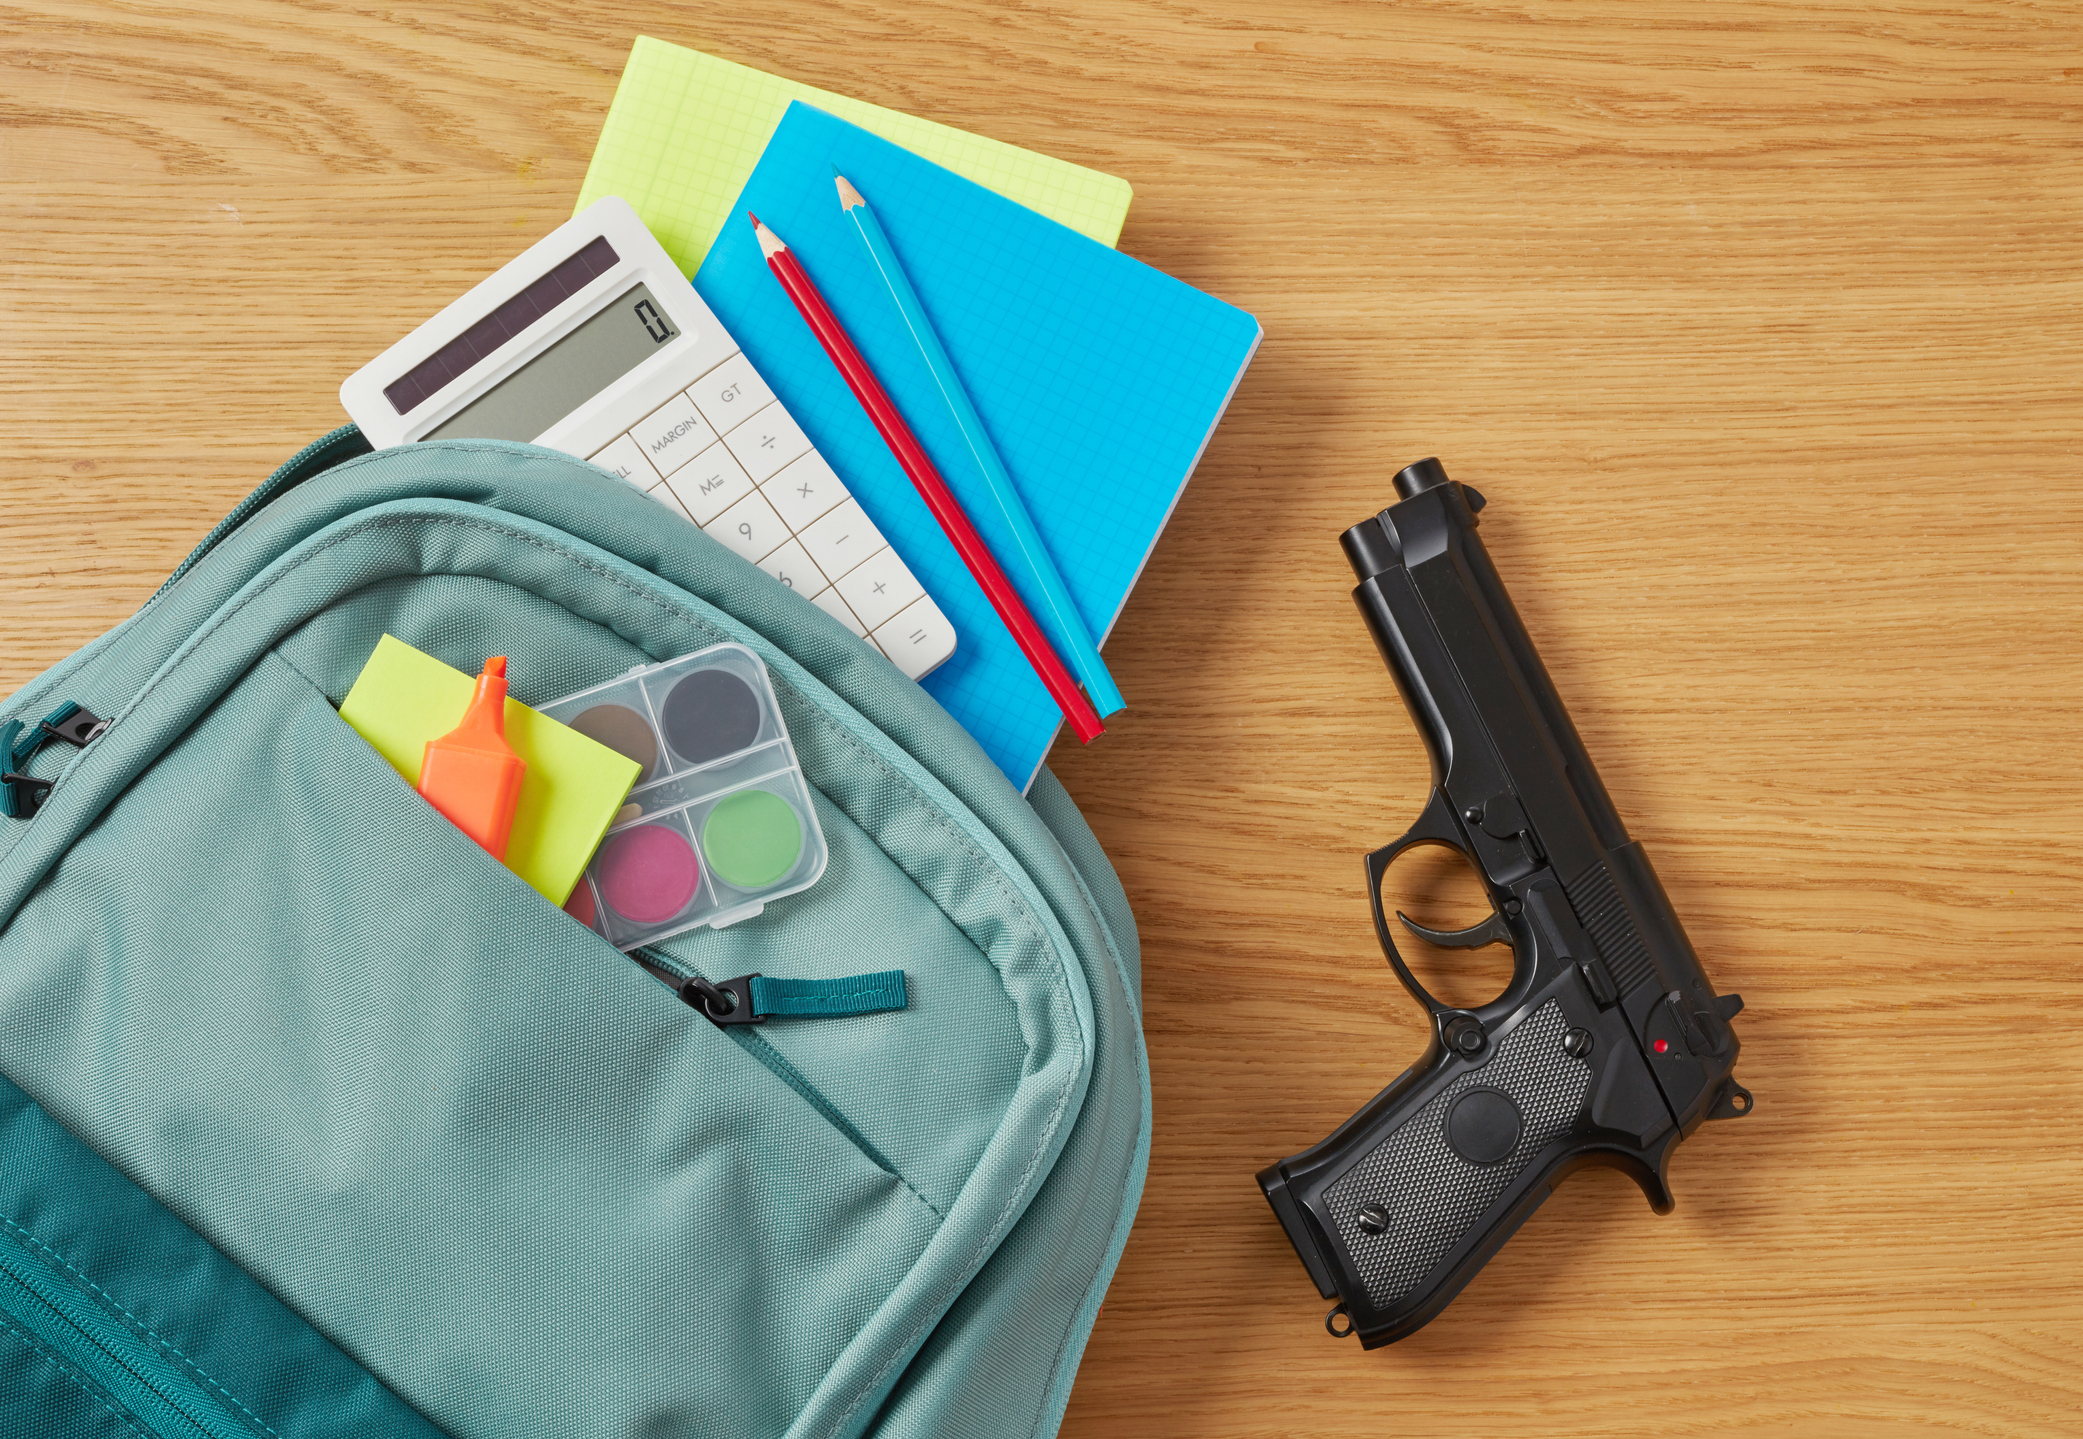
top-left (339, 196), bottom-right (956, 679)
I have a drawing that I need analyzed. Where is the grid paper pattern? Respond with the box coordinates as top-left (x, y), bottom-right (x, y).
top-left (692, 104), bottom-right (1262, 789)
top-left (575, 37), bottom-right (1135, 275)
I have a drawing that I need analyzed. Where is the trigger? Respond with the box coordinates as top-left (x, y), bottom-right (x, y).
top-left (1396, 909), bottom-right (1513, 950)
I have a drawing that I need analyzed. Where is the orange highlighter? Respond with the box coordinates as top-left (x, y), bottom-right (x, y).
top-left (418, 657), bottom-right (525, 860)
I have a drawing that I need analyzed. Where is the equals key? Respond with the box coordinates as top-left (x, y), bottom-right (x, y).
top-left (871, 594), bottom-right (958, 681)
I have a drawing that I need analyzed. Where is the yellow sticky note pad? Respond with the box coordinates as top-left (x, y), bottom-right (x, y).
top-left (339, 635), bottom-right (641, 906)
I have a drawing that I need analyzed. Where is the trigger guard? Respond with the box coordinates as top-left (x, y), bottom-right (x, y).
top-left (1364, 787), bottom-right (1481, 1016)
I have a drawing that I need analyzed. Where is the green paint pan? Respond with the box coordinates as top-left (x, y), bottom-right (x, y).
top-left (701, 789), bottom-right (804, 890)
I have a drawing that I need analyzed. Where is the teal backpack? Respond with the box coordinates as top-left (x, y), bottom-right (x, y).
top-left (0, 431), bottom-right (1150, 1438)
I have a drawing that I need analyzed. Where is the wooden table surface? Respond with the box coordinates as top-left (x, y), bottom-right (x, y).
top-left (4, 2), bottom-right (2079, 1435)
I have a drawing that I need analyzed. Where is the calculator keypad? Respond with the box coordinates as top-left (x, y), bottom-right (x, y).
top-left (589, 356), bottom-right (953, 679)
top-left (587, 433), bottom-right (658, 490)
top-left (809, 586), bottom-right (869, 636)
top-left (763, 451), bottom-right (847, 531)
top-left (723, 406), bottom-right (814, 484)
top-left (627, 393), bottom-right (717, 477)
top-left (686, 353), bottom-right (775, 430)
top-left (833, 544), bottom-right (927, 633)
top-left (708, 489), bottom-right (791, 565)
top-left (878, 596), bottom-right (959, 677)
top-left (649, 485), bottom-right (695, 524)
top-left (664, 446), bottom-right (756, 527)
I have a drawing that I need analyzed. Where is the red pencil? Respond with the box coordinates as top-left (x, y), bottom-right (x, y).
top-left (749, 214), bottom-right (1104, 745)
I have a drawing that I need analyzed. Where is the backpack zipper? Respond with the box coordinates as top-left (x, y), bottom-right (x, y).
top-left (0, 1222), bottom-right (264, 1439)
top-left (150, 423), bottom-right (372, 605)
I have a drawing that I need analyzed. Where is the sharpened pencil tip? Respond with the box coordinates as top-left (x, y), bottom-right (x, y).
top-left (750, 215), bottom-right (788, 259)
top-left (834, 173), bottom-right (866, 211)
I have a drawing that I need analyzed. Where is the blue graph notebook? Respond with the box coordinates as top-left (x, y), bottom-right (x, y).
top-left (693, 102), bottom-right (1262, 789)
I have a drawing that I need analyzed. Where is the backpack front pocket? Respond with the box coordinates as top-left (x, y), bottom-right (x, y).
top-left (0, 652), bottom-right (941, 1439)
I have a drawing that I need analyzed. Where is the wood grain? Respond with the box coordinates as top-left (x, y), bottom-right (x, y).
top-left (4, 2), bottom-right (2079, 1434)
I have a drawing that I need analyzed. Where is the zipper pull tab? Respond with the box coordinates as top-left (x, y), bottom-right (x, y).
top-left (637, 956), bottom-right (908, 1028)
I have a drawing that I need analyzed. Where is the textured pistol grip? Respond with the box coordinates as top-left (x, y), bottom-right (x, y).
top-left (1323, 1003), bottom-right (1594, 1339)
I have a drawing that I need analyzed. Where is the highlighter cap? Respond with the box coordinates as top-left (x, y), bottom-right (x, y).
top-left (419, 657), bottom-right (525, 860)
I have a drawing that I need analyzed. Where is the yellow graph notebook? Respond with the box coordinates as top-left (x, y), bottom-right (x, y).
top-left (575, 36), bottom-right (1135, 274)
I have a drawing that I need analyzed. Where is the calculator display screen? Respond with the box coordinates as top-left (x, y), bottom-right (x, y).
top-left (421, 282), bottom-right (681, 444)
top-left (386, 235), bottom-right (620, 415)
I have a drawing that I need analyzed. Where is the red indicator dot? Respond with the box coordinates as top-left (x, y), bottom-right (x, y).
top-left (1653, 1039), bottom-right (1670, 1054)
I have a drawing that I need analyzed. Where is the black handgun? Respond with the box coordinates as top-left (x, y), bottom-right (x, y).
top-left (1257, 458), bottom-right (1752, 1348)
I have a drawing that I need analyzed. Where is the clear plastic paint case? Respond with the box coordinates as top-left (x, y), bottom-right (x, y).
top-left (541, 643), bottom-right (828, 947)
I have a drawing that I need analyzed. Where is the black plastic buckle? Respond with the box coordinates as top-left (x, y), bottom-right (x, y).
top-left (5, 704), bottom-right (109, 820)
top-left (2, 702), bottom-right (111, 821)
top-left (676, 973), bottom-right (765, 1026)
top-left (1, 772), bottom-right (53, 819)
top-left (40, 708), bottom-right (108, 749)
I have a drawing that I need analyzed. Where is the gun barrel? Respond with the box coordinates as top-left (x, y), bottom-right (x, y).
top-left (1345, 458), bottom-right (1630, 873)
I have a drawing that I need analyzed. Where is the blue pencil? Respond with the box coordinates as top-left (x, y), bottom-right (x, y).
top-left (834, 170), bottom-right (1125, 718)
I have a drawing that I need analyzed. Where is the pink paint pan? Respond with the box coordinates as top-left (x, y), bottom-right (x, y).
top-left (593, 822), bottom-right (701, 924)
